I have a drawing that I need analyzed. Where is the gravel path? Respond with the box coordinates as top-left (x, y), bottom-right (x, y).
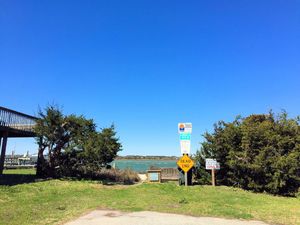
top-left (64, 210), bottom-right (269, 225)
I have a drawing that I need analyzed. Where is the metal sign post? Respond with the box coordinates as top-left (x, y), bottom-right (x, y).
top-left (178, 123), bottom-right (193, 186)
top-left (177, 154), bottom-right (194, 186)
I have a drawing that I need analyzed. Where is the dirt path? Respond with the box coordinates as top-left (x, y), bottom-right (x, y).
top-left (138, 173), bottom-right (147, 182)
top-left (64, 210), bottom-right (269, 225)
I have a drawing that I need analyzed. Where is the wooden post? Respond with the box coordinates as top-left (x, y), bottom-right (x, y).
top-left (211, 168), bottom-right (215, 186)
top-left (0, 137), bottom-right (2, 168)
top-left (0, 132), bottom-right (8, 174)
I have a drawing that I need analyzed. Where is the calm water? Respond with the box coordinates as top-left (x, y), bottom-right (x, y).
top-left (112, 160), bottom-right (177, 173)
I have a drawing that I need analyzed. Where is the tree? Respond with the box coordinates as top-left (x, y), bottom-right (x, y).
top-left (81, 125), bottom-right (121, 166)
top-left (35, 105), bottom-right (65, 176)
top-left (194, 111), bottom-right (300, 196)
top-left (34, 105), bottom-right (121, 178)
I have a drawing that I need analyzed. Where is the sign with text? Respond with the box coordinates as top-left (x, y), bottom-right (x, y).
top-left (178, 123), bottom-right (192, 133)
top-left (180, 140), bottom-right (191, 154)
top-left (178, 123), bottom-right (192, 154)
top-left (205, 159), bottom-right (220, 170)
top-left (180, 133), bottom-right (191, 141)
top-left (147, 170), bottom-right (161, 183)
top-left (177, 154), bottom-right (194, 173)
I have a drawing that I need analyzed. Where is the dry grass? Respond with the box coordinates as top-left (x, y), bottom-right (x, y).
top-left (94, 168), bottom-right (140, 184)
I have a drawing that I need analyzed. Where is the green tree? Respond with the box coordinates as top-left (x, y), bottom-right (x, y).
top-left (81, 125), bottom-right (121, 166)
top-left (194, 111), bottom-right (300, 196)
top-left (35, 105), bottom-right (121, 178)
top-left (35, 105), bottom-right (65, 176)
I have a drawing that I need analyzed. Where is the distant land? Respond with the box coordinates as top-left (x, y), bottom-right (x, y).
top-left (116, 155), bottom-right (178, 160)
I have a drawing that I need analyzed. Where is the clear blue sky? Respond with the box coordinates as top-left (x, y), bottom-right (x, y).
top-left (0, 0), bottom-right (299, 156)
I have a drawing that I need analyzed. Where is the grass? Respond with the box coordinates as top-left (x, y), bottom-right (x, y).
top-left (2, 168), bottom-right (36, 175)
top-left (0, 169), bottom-right (300, 225)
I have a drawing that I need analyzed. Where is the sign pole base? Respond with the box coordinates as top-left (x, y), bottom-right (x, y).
top-left (185, 171), bottom-right (188, 186)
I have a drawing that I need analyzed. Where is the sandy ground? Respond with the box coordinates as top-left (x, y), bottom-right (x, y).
top-left (138, 173), bottom-right (147, 182)
top-left (64, 210), bottom-right (269, 225)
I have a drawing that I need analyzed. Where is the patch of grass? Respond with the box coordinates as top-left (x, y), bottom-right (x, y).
top-left (0, 171), bottom-right (299, 225)
top-left (3, 168), bottom-right (36, 175)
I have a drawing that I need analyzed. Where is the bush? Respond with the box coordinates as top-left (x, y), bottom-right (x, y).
top-left (194, 112), bottom-right (300, 196)
top-left (56, 161), bottom-right (140, 184)
top-left (90, 168), bottom-right (140, 184)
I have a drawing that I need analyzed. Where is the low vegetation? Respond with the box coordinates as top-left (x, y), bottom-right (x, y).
top-left (1, 169), bottom-right (300, 225)
top-left (1, 167), bottom-right (140, 185)
top-left (94, 168), bottom-right (140, 184)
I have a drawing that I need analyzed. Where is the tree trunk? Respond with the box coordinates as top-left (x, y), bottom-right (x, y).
top-left (36, 137), bottom-right (46, 177)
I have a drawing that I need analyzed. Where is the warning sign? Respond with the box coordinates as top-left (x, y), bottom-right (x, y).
top-left (177, 154), bottom-right (194, 173)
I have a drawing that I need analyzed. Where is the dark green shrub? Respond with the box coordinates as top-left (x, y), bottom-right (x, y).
top-left (194, 112), bottom-right (300, 196)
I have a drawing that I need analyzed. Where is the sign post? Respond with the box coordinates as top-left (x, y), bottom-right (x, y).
top-left (185, 170), bottom-right (188, 187)
top-left (178, 123), bottom-right (193, 186)
top-left (205, 159), bottom-right (220, 186)
top-left (211, 168), bottom-right (215, 186)
top-left (178, 123), bottom-right (192, 155)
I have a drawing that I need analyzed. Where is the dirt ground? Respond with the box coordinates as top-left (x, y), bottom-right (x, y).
top-left (64, 210), bottom-right (269, 225)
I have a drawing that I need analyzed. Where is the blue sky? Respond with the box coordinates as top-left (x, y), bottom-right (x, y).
top-left (0, 0), bottom-right (299, 156)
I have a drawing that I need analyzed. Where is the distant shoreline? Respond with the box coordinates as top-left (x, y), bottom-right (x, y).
top-left (115, 156), bottom-right (179, 161)
top-left (115, 158), bottom-right (178, 161)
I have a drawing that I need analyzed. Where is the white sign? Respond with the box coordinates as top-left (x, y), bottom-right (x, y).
top-left (178, 123), bottom-right (192, 154)
top-left (180, 140), bottom-right (191, 154)
top-left (178, 123), bottom-right (192, 133)
top-left (205, 159), bottom-right (220, 170)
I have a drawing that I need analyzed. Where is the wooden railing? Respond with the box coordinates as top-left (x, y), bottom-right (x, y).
top-left (161, 168), bottom-right (179, 180)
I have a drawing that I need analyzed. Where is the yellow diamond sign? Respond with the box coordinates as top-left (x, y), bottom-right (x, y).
top-left (177, 154), bottom-right (194, 173)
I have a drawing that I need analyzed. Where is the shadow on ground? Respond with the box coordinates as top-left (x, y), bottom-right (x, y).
top-left (0, 175), bottom-right (139, 186)
top-left (0, 174), bottom-right (39, 186)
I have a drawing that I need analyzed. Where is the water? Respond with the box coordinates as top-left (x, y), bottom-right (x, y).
top-left (112, 160), bottom-right (177, 173)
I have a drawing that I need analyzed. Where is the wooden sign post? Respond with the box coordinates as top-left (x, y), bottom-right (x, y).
top-left (211, 168), bottom-right (215, 186)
